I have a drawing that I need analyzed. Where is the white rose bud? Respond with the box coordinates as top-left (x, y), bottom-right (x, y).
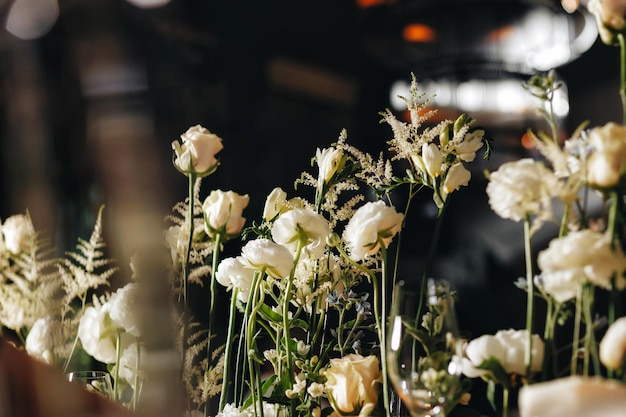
top-left (202, 189), bottom-right (250, 238)
top-left (325, 354), bottom-right (381, 417)
top-left (2, 214), bottom-right (34, 255)
top-left (600, 316), bottom-right (626, 370)
top-left (587, 122), bottom-right (626, 189)
top-left (172, 124), bottom-right (223, 176)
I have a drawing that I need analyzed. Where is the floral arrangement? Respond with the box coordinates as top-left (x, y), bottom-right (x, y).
top-left (0, 74), bottom-right (488, 417)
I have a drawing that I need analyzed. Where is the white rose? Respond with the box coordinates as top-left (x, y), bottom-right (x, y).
top-left (202, 189), bottom-right (250, 238)
top-left (316, 147), bottom-right (344, 186)
top-left (600, 316), bottom-right (626, 370)
top-left (215, 256), bottom-right (255, 302)
top-left (263, 187), bottom-right (288, 222)
top-left (271, 208), bottom-right (330, 259)
top-left (342, 201), bottom-right (404, 261)
top-left (486, 158), bottom-right (557, 223)
top-left (587, 122), bottom-right (626, 188)
top-left (109, 283), bottom-right (142, 337)
top-left (538, 230), bottom-right (626, 303)
top-left (464, 329), bottom-right (544, 377)
top-left (171, 124), bottom-right (223, 176)
top-left (25, 317), bottom-right (57, 364)
top-left (240, 238), bottom-right (294, 279)
top-left (2, 214), bottom-right (34, 255)
top-left (588, 0), bottom-right (626, 44)
top-left (78, 303), bottom-right (131, 364)
top-left (325, 354), bottom-right (381, 417)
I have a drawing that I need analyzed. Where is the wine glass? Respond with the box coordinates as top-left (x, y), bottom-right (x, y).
top-left (67, 370), bottom-right (114, 399)
top-left (387, 278), bottom-right (464, 417)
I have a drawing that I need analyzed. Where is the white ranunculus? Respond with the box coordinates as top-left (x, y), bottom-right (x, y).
top-left (2, 214), bottom-right (34, 255)
top-left (109, 283), bottom-right (142, 337)
top-left (202, 189), bottom-right (250, 238)
top-left (486, 158), bottom-right (557, 224)
top-left (464, 329), bottom-right (544, 377)
top-left (586, 122), bottom-right (626, 189)
top-left (422, 143), bottom-right (444, 179)
top-left (263, 187), bottom-right (288, 222)
top-left (588, 0), bottom-right (626, 44)
top-left (316, 147), bottom-right (344, 186)
top-left (216, 404), bottom-right (253, 417)
top-left (537, 230), bottom-right (626, 303)
top-left (215, 256), bottom-right (255, 302)
top-left (240, 238), bottom-right (294, 279)
top-left (600, 316), bottom-right (626, 370)
top-left (171, 124), bottom-right (223, 176)
top-left (519, 376), bottom-right (626, 417)
top-left (118, 342), bottom-right (143, 389)
top-left (78, 303), bottom-right (131, 364)
top-left (25, 317), bottom-right (57, 364)
top-left (271, 208), bottom-right (330, 259)
top-left (325, 354), bottom-right (381, 417)
top-left (342, 201), bottom-right (404, 262)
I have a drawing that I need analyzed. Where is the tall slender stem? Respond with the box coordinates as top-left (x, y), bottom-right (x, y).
top-left (219, 287), bottom-right (239, 411)
top-left (181, 173), bottom-right (196, 382)
top-left (523, 215), bottom-right (534, 381)
top-left (205, 232), bottom-right (223, 416)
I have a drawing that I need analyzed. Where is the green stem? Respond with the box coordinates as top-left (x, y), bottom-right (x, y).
top-left (571, 287), bottom-right (583, 375)
top-left (132, 340), bottom-right (140, 411)
top-left (523, 215), bottom-right (534, 382)
top-left (247, 272), bottom-right (266, 417)
top-left (219, 287), bottom-right (239, 411)
top-left (501, 387), bottom-right (509, 417)
top-left (62, 294), bottom-right (88, 372)
top-left (114, 330), bottom-right (122, 403)
top-left (181, 173), bottom-right (197, 383)
top-left (374, 242), bottom-right (391, 417)
top-left (205, 232), bottom-right (223, 417)
top-left (582, 284), bottom-right (600, 376)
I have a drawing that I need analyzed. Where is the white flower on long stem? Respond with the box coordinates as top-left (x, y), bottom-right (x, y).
top-left (537, 230), bottom-right (626, 303)
top-left (342, 201), bottom-right (404, 261)
top-left (486, 158), bottom-right (558, 232)
top-left (109, 283), bottom-right (142, 337)
top-left (215, 256), bottom-right (255, 302)
top-left (422, 143), bottom-right (444, 179)
top-left (77, 301), bottom-right (131, 364)
top-left (240, 238), bottom-right (294, 279)
top-left (271, 208), bottom-right (330, 259)
top-left (118, 342), bottom-right (143, 389)
top-left (263, 187), bottom-right (288, 222)
top-left (600, 316), bottom-right (626, 370)
top-left (588, 0), bottom-right (626, 44)
top-left (202, 189), bottom-right (250, 238)
top-left (2, 214), bottom-right (34, 255)
top-left (316, 147), bottom-right (344, 187)
top-left (171, 124), bottom-right (223, 176)
top-left (442, 163), bottom-right (471, 196)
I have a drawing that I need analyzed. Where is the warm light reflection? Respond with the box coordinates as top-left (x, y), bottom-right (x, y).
top-left (5, 0), bottom-right (59, 40)
top-left (356, 0), bottom-right (393, 8)
top-left (403, 23), bottom-right (436, 43)
top-left (521, 132), bottom-right (535, 149)
top-left (561, 0), bottom-right (580, 13)
top-left (125, 0), bottom-right (171, 9)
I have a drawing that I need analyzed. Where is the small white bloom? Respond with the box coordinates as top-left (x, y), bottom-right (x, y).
top-left (442, 163), bottom-right (471, 195)
top-left (271, 208), bottom-right (330, 259)
top-left (586, 122), bottom-right (626, 189)
top-left (454, 129), bottom-right (485, 162)
top-left (307, 382), bottom-right (324, 398)
top-left (202, 189), bottom-right (250, 238)
top-left (215, 257), bottom-right (256, 302)
top-left (2, 214), bottom-right (34, 255)
top-left (25, 317), bottom-right (58, 364)
top-left (295, 339), bottom-right (310, 356)
top-left (600, 316), bottom-right (626, 370)
top-left (263, 187), bottom-right (288, 222)
top-left (342, 201), bottom-right (404, 261)
top-left (422, 143), bottom-right (444, 179)
top-left (240, 238), bottom-right (294, 279)
top-left (172, 124), bottom-right (223, 176)
top-left (316, 147), bottom-right (344, 186)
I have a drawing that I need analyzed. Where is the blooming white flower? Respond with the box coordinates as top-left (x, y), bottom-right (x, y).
top-left (109, 283), bottom-right (142, 337)
top-left (316, 147), bottom-right (344, 187)
top-left (442, 163), bottom-right (471, 195)
top-left (2, 214), bottom-right (34, 255)
top-left (216, 404), bottom-right (253, 417)
top-left (600, 316), bottom-right (626, 370)
top-left (240, 238), bottom-right (294, 279)
top-left (422, 143), bottom-right (444, 179)
top-left (263, 187), bottom-right (289, 222)
top-left (588, 0), bottom-right (626, 44)
top-left (202, 189), bottom-right (250, 238)
top-left (215, 256), bottom-right (256, 302)
top-left (454, 129), bottom-right (485, 162)
top-left (172, 124), bottom-right (223, 176)
top-left (271, 208), bottom-right (330, 259)
top-left (464, 329), bottom-right (544, 377)
top-left (78, 301), bottom-right (131, 364)
top-left (118, 342), bottom-right (143, 389)
top-left (308, 382), bottom-right (324, 398)
top-left (486, 158), bottom-right (557, 229)
top-left (342, 201), bottom-right (404, 261)
top-left (586, 122), bottom-right (626, 189)
top-left (325, 354), bottom-right (381, 417)
top-left (537, 230), bottom-right (626, 303)
top-left (25, 317), bottom-right (57, 364)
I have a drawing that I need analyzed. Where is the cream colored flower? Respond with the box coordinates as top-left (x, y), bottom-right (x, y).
top-left (442, 163), bottom-right (471, 195)
top-left (25, 317), bottom-right (58, 364)
top-left (271, 208), bottom-right (330, 259)
top-left (342, 201), bottom-right (404, 261)
top-left (202, 189), bottom-right (250, 238)
top-left (325, 354), bottom-right (381, 417)
top-left (422, 143), bottom-right (444, 179)
top-left (486, 158), bottom-right (557, 229)
top-left (454, 129), bottom-right (485, 162)
top-left (600, 316), bottom-right (626, 370)
top-left (263, 187), bottom-right (288, 222)
top-left (240, 238), bottom-right (294, 279)
top-left (2, 214), bottom-right (34, 255)
top-left (78, 302), bottom-right (132, 364)
top-left (215, 256), bottom-right (255, 302)
top-left (316, 147), bottom-right (344, 186)
top-left (118, 342), bottom-right (143, 389)
top-left (588, 0), bottom-right (626, 44)
top-left (538, 230), bottom-right (626, 303)
top-left (464, 329), bottom-right (544, 377)
top-left (586, 122), bottom-right (626, 189)
top-left (172, 124), bottom-right (223, 176)
top-left (109, 283), bottom-right (142, 337)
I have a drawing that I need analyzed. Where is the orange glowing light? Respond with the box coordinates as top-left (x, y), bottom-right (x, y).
top-left (521, 132), bottom-right (536, 149)
top-left (356, 0), bottom-right (392, 8)
top-left (403, 24), bottom-right (436, 43)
